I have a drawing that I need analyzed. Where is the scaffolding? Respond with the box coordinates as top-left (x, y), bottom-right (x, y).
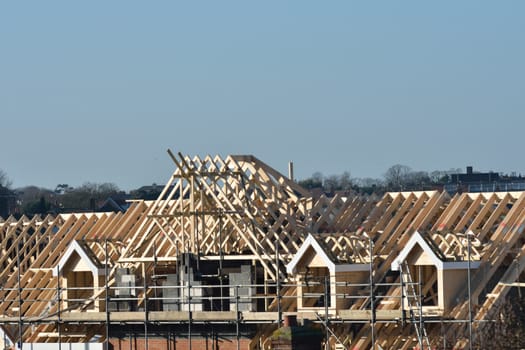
top-left (2, 153), bottom-right (525, 349)
top-left (0, 248), bottom-right (494, 350)
top-left (0, 245), bottom-right (430, 350)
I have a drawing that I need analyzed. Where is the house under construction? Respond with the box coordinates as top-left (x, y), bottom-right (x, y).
top-left (1, 151), bottom-right (525, 349)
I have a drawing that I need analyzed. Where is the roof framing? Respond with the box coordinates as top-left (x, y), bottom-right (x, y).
top-left (3, 153), bottom-right (525, 349)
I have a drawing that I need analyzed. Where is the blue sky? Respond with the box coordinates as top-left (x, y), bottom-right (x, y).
top-left (1, 2), bottom-right (524, 190)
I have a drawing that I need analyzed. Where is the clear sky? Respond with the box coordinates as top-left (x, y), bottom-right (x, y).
top-left (1, 2), bottom-right (524, 191)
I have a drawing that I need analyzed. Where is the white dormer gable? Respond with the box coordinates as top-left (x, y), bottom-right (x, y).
top-left (287, 234), bottom-right (368, 275)
top-left (391, 231), bottom-right (480, 271)
top-left (53, 240), bottom-right (106, 277)
top-left (287, 234), bottom-right (335, 274)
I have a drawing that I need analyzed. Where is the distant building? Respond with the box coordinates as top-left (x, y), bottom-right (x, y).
top-left (449, 166), bottom-right (499, 183)
top-left (130, 184), bottom-right (166, 200)
top-left (445, 166), bottom-right (525, 193)
top-left (97, 195), bottom-right (131, 213)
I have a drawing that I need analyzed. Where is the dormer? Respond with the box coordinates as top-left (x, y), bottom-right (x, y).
top-left (53, 240), bottom-right (106, 311)
top-left (287, 234), bottom-right (369, 313)
top-left (391, 231), bottom-right (480, 312)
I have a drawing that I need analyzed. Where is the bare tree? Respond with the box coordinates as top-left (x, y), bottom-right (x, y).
top-left (429, 170), bottom-right (448, 183)
top-left (340, 171), bottom-right (352, 191)
top-left (407, 171), bottom-right (431, 187)
top-left (354, 177), bottom-right (383, 188)
top-left (324, 175), bottom-right (339, 193)
top-left (0, 169), bottom-right (12, 188)
top-left (384, 164), bottom-right (412, 190)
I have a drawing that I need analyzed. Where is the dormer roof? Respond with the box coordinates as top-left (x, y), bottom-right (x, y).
top-left (53, 240), bottom-right (106, 277)
top-left (286, 233), bottom-right (368, 275)
top-left (391, 231), bottom-right (481, 271)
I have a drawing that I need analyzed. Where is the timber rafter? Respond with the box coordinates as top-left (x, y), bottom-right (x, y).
top-left (3, 153), bottom-right (525, 349)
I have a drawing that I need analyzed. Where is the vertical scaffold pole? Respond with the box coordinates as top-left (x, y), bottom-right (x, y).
top-left (17, 245), bottom-right (22, 350)
top-left (441, 320), bottom-right (446, 350)
top-left (105, 240), bottom-right (110, 350)
top-left (188, 252), bottom-right (192, 350)
top-left (324, 275), bottom-right (329, 350)
top-left (143, 264), bottom-right (148, 350)
top-left (467, 233), bottom-right (473, 350)
top-left (219, 212), bottom-right (224, 311)
top-left (275, 240), bottom-right (282, 327)
top-left (418, 266), bottom-right (423, 350)
top-left (369, 237), bottom-right (375, 350)
top-left (57, 264), bottom-right (61, 350)
top-left (236, 285), bottom-right (240, 350)
top-left (400, 268), bottom-right (405, 326)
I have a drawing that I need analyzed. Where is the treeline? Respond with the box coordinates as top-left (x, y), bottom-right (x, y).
top-left (1, 164), bottom-right (465, 217)
top-left (0, 164), bottom-right (487, 216)
top-left (298, 165), bottom-right (462, 195)
top-left (15, 182), bottom-right (123, 216)
top-left (1, 178), bottom-right (167, 218)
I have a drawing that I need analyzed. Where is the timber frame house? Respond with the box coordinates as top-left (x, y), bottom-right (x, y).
top-left (1, 151), bottom-right (525, 349)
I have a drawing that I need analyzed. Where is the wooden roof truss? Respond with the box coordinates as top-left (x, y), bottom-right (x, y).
top-left (2, 153), bottom-right (525, 349)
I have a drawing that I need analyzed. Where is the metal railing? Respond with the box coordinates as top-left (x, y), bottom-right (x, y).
top-left (0, 278), bottom-right (408, 317)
